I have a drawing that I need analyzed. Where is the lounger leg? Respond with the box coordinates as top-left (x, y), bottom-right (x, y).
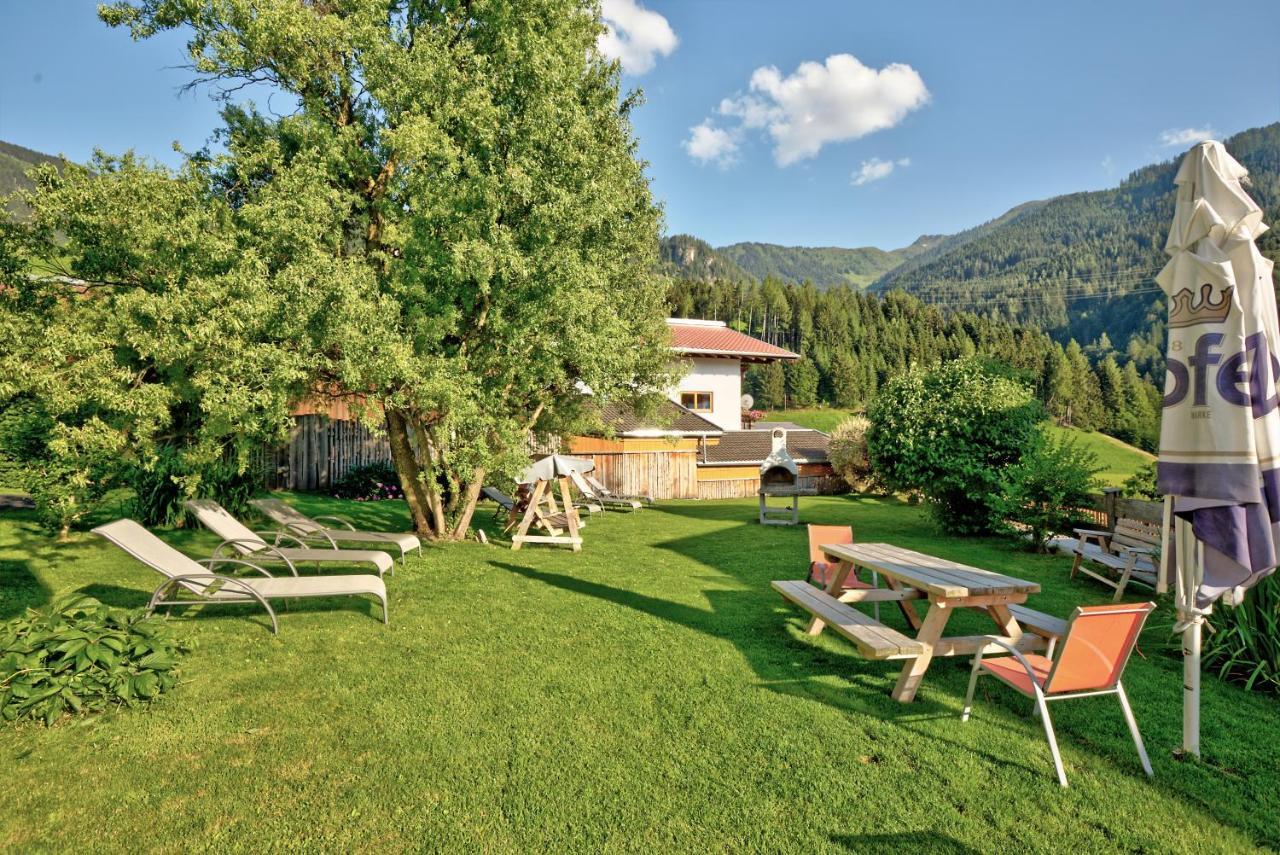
top-left (1036, 692), bottom-right (1068, 787)
top-left (1116, 683), bottom-right (1152, 777)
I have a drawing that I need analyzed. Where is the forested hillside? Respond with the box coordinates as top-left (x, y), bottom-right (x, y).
top-left (871, 123), bottom-right (1280, 363)
top-left (716, 241), bottom-right (904, 289)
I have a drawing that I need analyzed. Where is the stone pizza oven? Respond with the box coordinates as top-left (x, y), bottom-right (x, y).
top-left (759, 428), bottom-right (799, 493)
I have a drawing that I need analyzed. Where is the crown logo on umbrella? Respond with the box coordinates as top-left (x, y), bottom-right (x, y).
top-left (1168, 283), bottom-right (1233, 328)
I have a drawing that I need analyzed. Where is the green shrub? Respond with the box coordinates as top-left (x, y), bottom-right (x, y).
top-left (1202, 574), bottom-right (1280, 694)
top-left (994, 435), bottom-right (1100, 551)
top-left (127, 446), bottom-right (262, 527)
top-left (0, 398), bottom-right (115, 538)
top-left (867, 360), bottom-right (1043, 534)
top-left (1, 595), bottom-right (191, 726)
top-left (332, 461), bottom-right (403, 501)
top-left (828, 416), bottom-right (871, 491)
top-left (1122, 461), bottom-right (1160, 500)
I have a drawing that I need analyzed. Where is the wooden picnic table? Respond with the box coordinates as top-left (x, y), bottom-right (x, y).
top-left (814, 542), bottom-right (1044, 703)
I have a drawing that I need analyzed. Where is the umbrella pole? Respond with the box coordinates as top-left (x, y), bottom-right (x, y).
top-left (1175, 516), bottom-right (1202, 758)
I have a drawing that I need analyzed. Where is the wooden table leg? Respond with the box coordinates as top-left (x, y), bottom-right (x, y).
top-left (887, 578), bottom-right (923, 631)
top-left (805, 560), bottom-right (854, 635)
top-left (891, 601), bottom-right (952, 703)
top-left (986, 604), bottom-right (1023, 642)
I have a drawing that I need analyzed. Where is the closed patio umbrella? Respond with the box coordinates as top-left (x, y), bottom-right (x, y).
top-left (1156, 140), bottom-right (1280, 756)
top-left (518, 454), bottom-right (595, 485)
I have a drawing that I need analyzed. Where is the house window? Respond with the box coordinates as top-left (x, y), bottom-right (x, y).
top-left (681, 392), bottom-right (713, 411)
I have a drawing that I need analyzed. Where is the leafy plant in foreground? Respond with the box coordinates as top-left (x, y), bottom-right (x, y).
top-left (1, 595), bottom-right (191, 725)
top-left (1202, 574), bottom-right (1280, 694)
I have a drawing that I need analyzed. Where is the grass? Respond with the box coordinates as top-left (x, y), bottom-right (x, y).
top-left (1043, 423), bottom-right (1155, 488)
top-left (1, 494), bottom-right (1276, 852)
top-left (763, 407), bottom-right (857, 433)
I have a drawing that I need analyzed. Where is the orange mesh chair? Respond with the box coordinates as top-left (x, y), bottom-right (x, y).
top-left (806, 525), bottom-right (871, 590)
top-left (960, 602), bottom-right (1156, 787)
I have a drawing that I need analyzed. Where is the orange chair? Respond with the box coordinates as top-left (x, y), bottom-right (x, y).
top-left (960, 602), bottom-right (1156, 787)
top-left (806, 525), bottom-right (871, 591)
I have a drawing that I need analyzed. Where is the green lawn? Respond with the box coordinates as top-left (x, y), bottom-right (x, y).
top-left (1044, 423), bottom-right (1155, 488)
top-left (763, 407), bottom-right (858, 433)
top-left (1, 495), bottom-right (1275, 851)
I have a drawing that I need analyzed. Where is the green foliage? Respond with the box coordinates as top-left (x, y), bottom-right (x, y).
top-left (332, 462), bottom-right (403, 502)
top-left (1, 595), bottom-right (190, 726)
top-left (5, 0), bottom-right (676, 542)
top-left (126, 446), bottom-right (263, 527)
top-left (994, 435), bottom-right (1101, 551)
top-left (1202, 574), bottom-right (1280, 694)
top-left (0, 397), bottom-right (115, 537)
top-left (785, 358), bottom-right (819, 408)
top-left (827, 416), bottom-right (871, 491)
top-left (749, 361), bottom-right (787, 410)
top-left (1121, 461), bottom-right (1160, 500)
top-left (867, 360), bottom-right (1043, 534)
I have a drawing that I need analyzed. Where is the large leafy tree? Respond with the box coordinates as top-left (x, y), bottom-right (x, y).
top-left (1, 0), bottom-right (674, 540)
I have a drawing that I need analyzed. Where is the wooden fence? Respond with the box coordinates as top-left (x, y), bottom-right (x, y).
top-left (253, 415), bottom-right (392, 491)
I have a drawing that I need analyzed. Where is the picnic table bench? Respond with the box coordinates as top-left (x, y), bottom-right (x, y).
top-left (773, 543), bottom-right (1056, 702)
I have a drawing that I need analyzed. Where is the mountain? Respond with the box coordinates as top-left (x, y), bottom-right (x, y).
top-left (869, 123), bottom-right (1280, 356)
top-left (715, 241), bottom-right (905, 289)
top-left (658, 234), bottom-right (754, 283)
top-left (0, 141), bottom-right (64, 218)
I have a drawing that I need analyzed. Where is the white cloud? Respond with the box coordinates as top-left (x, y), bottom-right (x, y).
top-left (598, 0), bottom-right (677, 75)
top-left (703, 54), bottom-right (929, 166)
top-left (851, 156), bottom-right (910, 186)
top-left (1159, 126), bottom-right (1216, 147)
top-left (1101, 154), bottom-right (1115, 173)
top-left (683, 121), bottom-right (739, 168)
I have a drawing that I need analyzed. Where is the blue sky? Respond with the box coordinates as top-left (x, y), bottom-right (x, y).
top-left (2, 0), bottom-right (1277, 250)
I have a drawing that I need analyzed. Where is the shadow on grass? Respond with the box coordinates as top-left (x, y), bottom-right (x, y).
top-left (73, 581), bottom-right (385, 634)
top-left (0, 559), bottom-right (50, 618)
top-left (831, 832), bottom-right (981, 854)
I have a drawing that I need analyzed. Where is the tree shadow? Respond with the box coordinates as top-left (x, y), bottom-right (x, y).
top-left (0, 559), bottom-right (51, 618)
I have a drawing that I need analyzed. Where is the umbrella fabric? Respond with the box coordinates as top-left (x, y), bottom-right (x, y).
top-left (1156, 141), bottom-right (1280, 608)
top-left (518, 454), bottom-right (596, 485)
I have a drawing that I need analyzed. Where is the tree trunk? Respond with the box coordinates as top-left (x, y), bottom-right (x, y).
top-left (385, 408), bottom-right (435, 538)
top-left (450, 467), bottom-right (486, 540)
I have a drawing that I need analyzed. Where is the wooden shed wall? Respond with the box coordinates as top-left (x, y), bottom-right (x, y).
top-left (255, 415), bottom-right (392, 491)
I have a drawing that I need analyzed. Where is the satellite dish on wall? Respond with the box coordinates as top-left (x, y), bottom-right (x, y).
top-left (741, 394), bottom-right (754, 409)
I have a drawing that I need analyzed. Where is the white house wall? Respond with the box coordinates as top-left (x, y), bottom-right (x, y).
top-left (670, 357), bottom-right (742, 432)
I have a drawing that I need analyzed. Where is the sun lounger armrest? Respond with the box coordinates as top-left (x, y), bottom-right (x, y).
top-left (259, 527), bottom-right (325, 550)
top-left (153, 573), bottom-right (278, 634)
top-left (1073, 528), bottom-right (1112, 548)
top-left (210, 540), bottom-right (298, 576)
top-left (970, 637), bottom-right (1047, 694)
top-left (196, 558), bottom-right (274, 577)
top-left (312, 515), bottom-right (356, 531)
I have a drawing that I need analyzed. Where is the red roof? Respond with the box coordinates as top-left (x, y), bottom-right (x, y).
top-left (666, 319), bottom-right (798, 362)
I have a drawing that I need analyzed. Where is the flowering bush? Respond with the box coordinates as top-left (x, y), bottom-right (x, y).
top-left (332, 462), bottom-right (404, 501)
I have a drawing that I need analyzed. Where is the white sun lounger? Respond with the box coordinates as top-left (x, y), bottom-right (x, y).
top-left (93, 519), bottom-right (388, 634)
top-left (249, 498), bottom-right (421, 565)
top-left (185, 500), bottom-right (395, 577)
top-left (574, 471), bottom-right (643, 511)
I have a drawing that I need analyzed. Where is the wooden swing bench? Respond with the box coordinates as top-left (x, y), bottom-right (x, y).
top-left (1070, 516), bottom-right (1160, 601)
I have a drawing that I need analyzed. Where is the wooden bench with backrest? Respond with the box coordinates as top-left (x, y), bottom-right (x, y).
top-left (1070, 516), bottom-right (1160, 601)
top-left (771, 580), bottom-right (926, 660)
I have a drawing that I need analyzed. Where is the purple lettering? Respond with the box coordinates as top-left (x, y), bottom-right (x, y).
top-left (1188, 333), bottom-right (1223, 407)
